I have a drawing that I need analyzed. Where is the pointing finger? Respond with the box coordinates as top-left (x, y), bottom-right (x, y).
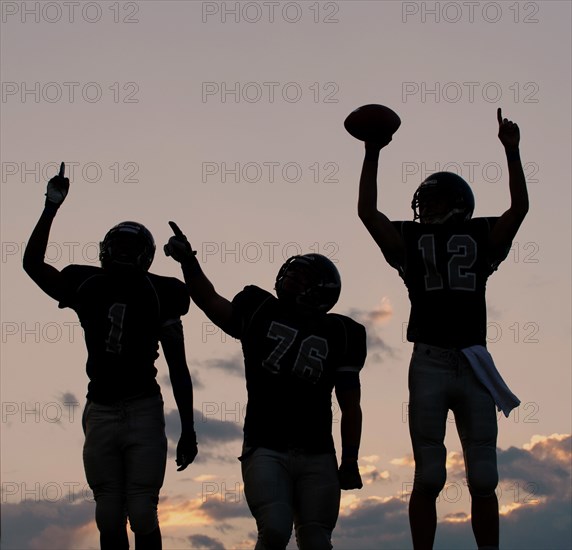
top-left (168, 221), bottom-right (185, 238)
top-left (497, 108), bottom-right (502, 125)
top-left (59, 162), bottom-right (65, 177)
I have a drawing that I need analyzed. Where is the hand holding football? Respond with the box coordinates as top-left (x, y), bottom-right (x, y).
top-left (344, 104), bottom-right (401, 143)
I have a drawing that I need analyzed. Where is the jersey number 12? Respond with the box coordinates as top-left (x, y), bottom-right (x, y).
top-left (418, 234), bottom-right (477, 291)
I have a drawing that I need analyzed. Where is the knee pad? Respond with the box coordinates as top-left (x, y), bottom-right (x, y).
top-left (413, 447), bottom-right (447, 498)
top-left (127, 495), bottom-right (159, 535)
top-left (466, 447), bottom-right (498, 498)
top-left (250, 500), bottom-right (293, 549)
top-left (260, 524), bottom-right (292, 549)
top-left (467, 466), bottom-right (498, 498)
top-left (95, 496), bottom-right (127, 534)
top-left (295, 523), bottom-right (332, 550)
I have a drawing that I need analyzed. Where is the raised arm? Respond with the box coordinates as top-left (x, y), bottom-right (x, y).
top-left (489, 108), bottom-right (529, 259)
top-left (164, 222), bottom-right (233, 330)
top-left (23, 162), bottom-right (70, 300)
top-left (160, 319), bottom-right (198, 471)
top-left (357, 141), bottom-right (405, 270)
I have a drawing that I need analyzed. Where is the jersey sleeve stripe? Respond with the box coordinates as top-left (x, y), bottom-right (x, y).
top-left (337, 366), bottom-right (362, 373)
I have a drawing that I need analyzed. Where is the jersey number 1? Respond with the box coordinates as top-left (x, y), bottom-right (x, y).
top-left (106, 303), bottom-right (126, 353)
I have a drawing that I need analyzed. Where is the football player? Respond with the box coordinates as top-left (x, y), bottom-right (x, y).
top-left (356, 109), bottom-right (528, 550)
top-left (23, 164), bottom-right (198, 550)
top-left (164, 223), bottom-right (367, 550)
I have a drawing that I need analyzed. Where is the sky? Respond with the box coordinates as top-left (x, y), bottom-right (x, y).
top-left (1, 1), bottom-right (571, 549)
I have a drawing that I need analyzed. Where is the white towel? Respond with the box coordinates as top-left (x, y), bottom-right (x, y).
top-left (461, 345), bottom-right (520, 418)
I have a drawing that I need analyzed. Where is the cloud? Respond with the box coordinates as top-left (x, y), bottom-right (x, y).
top-left (390, 455), bottom-right (415, 468)
top-left (365, 333), bottom-right (398, 361)
top-left (347, 298), bottom-right (393, 327)
top-left (164, 408), bottom-right (243, 465)
top-left (200, 496), bottom-right (252, 522)
top-left (346, 299), bottom-right (399, 362)
top-left (365, 297), bottom-right (394, 325)
top-left (1, 500), bottom-right (94, 550)
top-left (492, 433), bottom-right (571, 549)
top-left (159, 492), bottom-right (252, 534)
top-left (187, 534), bottom-right (226, 549)
top-left (497, 434), bottom-right (571, 498)
top-left (360, 464), bottom-right (392, 485)
top-left (165, 408), bottom-right (242, 447)
top-left (335, 496), bottom-right (411, 549)
top-left (58, 391), bottom-right (80, 406)
top-left (4, 435), bottom-right (569, 550)
top-left (333, 434), bottom-right (572, 549)
top-left (191, 355), bottom-right (244, 377)
top-left (159, 368), bottom-right (206, 391)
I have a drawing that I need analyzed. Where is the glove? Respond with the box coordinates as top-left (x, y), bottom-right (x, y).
top-left (164, 221), bottom-right (197, 264)
top-left (338, 460), bottom-right (363, 490)
top-left (176, 430), bottom-right (198, 471)
top-left (45, 162), bottom-right (70, 208)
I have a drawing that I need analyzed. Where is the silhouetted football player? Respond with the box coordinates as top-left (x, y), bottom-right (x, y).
top-left (23, 164), bottom-right (197, 550)
top-left (165, 224), bottom-right (366, 550)
top-left (357, 109), bottom-right (528, 550)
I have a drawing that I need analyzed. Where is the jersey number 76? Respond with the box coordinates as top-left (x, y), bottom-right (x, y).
top-left (262, 321), bottom-right (329, 383)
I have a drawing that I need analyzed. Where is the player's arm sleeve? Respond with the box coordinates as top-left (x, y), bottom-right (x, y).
top-left (359, 210), bottom-right (406, 273)
top-left (168, 279), bottom-right (191, 318)
top-left (483, 217), bottom-right (511, 272)
top-left (219, 286), bottom-right (265, 340)
top-left (56, 265), bottom-right (88, 309)
top-left (334, 318), bottom-right (366, 460)
top-left (334, 319), bottom-right (367, 392)
top-left (488, 210), bottom-right (523, 270)
top-left (154, 277), bottom-right (191, 331)
top-left (387, 221), bottom-right (407, 276)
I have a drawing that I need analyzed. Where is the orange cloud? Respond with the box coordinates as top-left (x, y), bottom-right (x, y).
top-left (159, 498), bottom-right (213, 528)
top-left (366, 297), bottom-right (393, 325)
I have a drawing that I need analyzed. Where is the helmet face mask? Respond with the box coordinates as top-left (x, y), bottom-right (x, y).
top-left (99, 221), bottom-right (155, 272)
top-left (412, 172), bottom-right (475, 224)
top-left (275, 254), bottom-right (341, 313)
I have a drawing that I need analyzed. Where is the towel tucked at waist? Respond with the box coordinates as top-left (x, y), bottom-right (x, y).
top-left (461, 345), bottom-right (520, 417)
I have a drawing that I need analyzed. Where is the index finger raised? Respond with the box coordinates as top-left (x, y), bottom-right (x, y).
top-left (168, 220), bottom-right (185, 238)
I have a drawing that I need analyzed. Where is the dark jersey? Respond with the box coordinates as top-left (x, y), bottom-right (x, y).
top-left (223, 285), bottom-right (367, 454)
top-left (57, 265), bottom-right (189, 404)
top-left (392, 218), bottom-right (506, 349)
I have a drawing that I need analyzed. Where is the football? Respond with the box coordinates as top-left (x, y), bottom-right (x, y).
top-left (344, 104), bottom-right (401, 142)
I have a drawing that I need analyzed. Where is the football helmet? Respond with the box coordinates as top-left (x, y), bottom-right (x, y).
top-left (275, 253), bottom-right (341, 313)
top-left (412, 171), bottom-right (475, 224)
top-left (99, 221), bottom-right (155, 271)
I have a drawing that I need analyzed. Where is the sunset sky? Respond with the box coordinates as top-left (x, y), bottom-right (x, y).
top-left (1, 1), bottom-right (571, 549)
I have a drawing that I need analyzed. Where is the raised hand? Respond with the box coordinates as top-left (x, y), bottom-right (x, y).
top-left (45, 162), bottom-right (70, 207)
top-left (164, 221), bottom-right (197, 264)
top-left (497, 108), bottom-right (520, 151)
top-left (364, 136), bottom-right (393, 155)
